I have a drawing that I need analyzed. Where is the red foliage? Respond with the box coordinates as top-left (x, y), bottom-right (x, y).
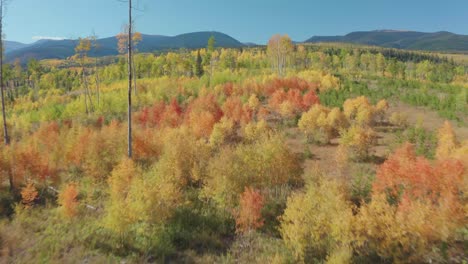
top-left (136, 99), bottom-right (183, 128)
top-left (95, 116), bottom-right (104, 128)
top-left (160, 99), bottom-right (183, 127)
top-left (302, 89), bottom-right (320, 110)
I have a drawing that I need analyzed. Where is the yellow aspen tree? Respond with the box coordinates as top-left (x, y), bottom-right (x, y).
top-left (435, 121), bottom-right (459, 159)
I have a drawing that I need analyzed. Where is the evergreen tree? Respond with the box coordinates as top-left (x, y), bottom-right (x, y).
top-left (195, 50), bottom-right (204, 77)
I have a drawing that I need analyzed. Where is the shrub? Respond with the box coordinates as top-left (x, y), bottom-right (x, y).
top-left (209, 117), bottom-right (236, 148)
top-left (389, 112), bottom-right (409, 128)
top-left (58, 183), bottom-right (79, 219)
top-left (158, 127), bottom-right (212, 186)
top-left (435, 121), bottom-right (459, 159)
top-left (20, 182), bottom-right (38, 208)
top-left (203, 134), bottom-right (302, 208)
top-left (343, 96), bottom-right (375, 126)
top-left (234, 187), bottom-right (265, 234)
top-left (298, 105), bottom-right (348, 144)
top-left (339, 125), bottom-right (377, 161)
top-left (280, 178), bottom-right (353, 263)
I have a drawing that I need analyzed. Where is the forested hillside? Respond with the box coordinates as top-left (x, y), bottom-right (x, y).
top-left (0, 32), bottom-right (466, 263)
top-left (305, 30), bottom-right (468, 52)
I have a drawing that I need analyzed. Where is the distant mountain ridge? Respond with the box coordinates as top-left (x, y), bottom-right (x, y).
top-left (304, 30), bottom-right (468, 52)
top-left (5, 31), bottom-right (244, 63)
top-left (6, 29), bottom-right (468, 63)
top-left (5, 41), bottom-right (29, 53)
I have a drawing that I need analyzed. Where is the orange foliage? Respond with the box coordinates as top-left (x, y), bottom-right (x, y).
top-left (262, 77), bottom-right (312, 95)
top-left (222, 96), bottom-right (253, 125)
top-left (373, 143), bottom-right (464, 206)
top-left (136, 99), bottom-right (183, 128)
top-left (13, 144), bottom-right (58, 184)
top-left (133, 128), bottom-right (162, 163)
top-left (185, 93), bottom-right (223, 138)
top-left (59, 183), bottom-right (79, 218)
top-left (20, 182), bottom-right (38, 208)
top-left (234, 187), bottom-right (265, 234)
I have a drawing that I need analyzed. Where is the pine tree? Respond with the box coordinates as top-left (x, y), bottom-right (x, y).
top-left (195, 50), bottom-right (204, 77)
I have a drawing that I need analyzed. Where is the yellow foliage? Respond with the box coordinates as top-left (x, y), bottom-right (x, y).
top-left (247, 94), bottom-right (260, 110)
top-left (343, 96), bottom-right (375, 126)
top-left (296, 70), bottom-right (340, 92)
top-left (158, 127), bottom-right (212, 185)
top-left (203, 134), bottom-right (302, 208)
top-left (243, 120), bottom-right (271, 142)
top-left (435, 121), bottom-right (459, 159)
top-left (354, 194), bottom-right (463, 262)
top-left (299, 105), bottom-right (348, 144)
top-left (389, 112), bottom-right (409, 128)
top-left (104, 158), bottom-right (140, 235)
top-left (210, 117), bottom-right (236, 148)
top-left (127, 164), bottom-right (181, 224)
top-left (335, 144), bottom-right (350, 178)
top-left (280, 179), bottom-right (353, 262)
top-left (374, 99), bottom-right (389, 122)
top-left (339, 125), bottom-right (377, 161)
top-left (279, 101), bottom-right (295, 119)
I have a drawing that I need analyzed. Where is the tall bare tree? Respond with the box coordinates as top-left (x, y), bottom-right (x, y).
top-left (0, 0), bottom-right (13, 193)
top-left (0, 0), bottom-right (9, 146)
top-left (127, 0), bottom-right (133, 158)
top-left (91, 34), bottom-right (101, 107)
top-left (75, 37), bottom-right (94, 114)
top-left (116, 28), bottom-right (141, 96)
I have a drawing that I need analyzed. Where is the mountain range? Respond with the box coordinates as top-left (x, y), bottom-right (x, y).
top-left (305, 30), bottom-right (468, 52)
top-left (5, 30), bottom-right (468, 63)
top-left (5, 31), bottom-right (244, 63)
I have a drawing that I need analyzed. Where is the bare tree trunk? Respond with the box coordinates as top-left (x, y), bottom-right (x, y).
top-left (0, 1), bottom-right (12, 193)
top-left (0, 3), bottom-right (9, 146)
top-left (82, 68), bottom-right (89, 114)
top-left (127, 0), bottom-right (133, 158)
top-left (84, 71), bottom-right (94, 112)
top-left (95, 57), bottom-right (100, 107)
top-left (132, 57), bottom-right (137, 96)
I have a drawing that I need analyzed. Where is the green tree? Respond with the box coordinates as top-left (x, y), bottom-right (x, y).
top-left (207, 35), bottom-right (216, 53)
top-left (195, 50), bottom-right (204, 77)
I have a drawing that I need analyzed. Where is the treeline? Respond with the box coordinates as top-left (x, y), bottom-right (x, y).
top-left (3, 40), bottom-right (467, 101)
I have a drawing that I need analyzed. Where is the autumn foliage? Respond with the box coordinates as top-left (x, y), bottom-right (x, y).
top-left (20, 182), bottom-right (38, 208)
top-left (58, 183), bottom-right (79, 218)
top-left (234, 187), bottom-right (265, 234)
top-left (354, 143), bottom-right (466, 262)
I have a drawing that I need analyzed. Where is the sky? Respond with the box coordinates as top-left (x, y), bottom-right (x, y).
top-left (4, 0), bottom-right (468, 44)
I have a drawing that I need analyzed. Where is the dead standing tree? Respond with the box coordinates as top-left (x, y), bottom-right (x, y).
top-left (0, 0), bottom-right (14, 193)
top-left (116, 27), bottom-right (142, 97)
top-left (0, 0), bottom-right (9, 146)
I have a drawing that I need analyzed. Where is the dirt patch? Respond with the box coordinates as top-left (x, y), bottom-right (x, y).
top-left (390, 102), bottom-right (468, 140)
top-left (283, 102), bottom-right (468, 179)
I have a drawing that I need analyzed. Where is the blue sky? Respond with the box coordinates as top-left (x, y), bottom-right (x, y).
top-left (4, 0), bottom-right (468, 44)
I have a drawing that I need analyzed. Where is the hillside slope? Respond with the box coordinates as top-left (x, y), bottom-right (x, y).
top-left (6, 31), bottom-right (244, 63)
top-left (305, 30), bottom-right (468, 52)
